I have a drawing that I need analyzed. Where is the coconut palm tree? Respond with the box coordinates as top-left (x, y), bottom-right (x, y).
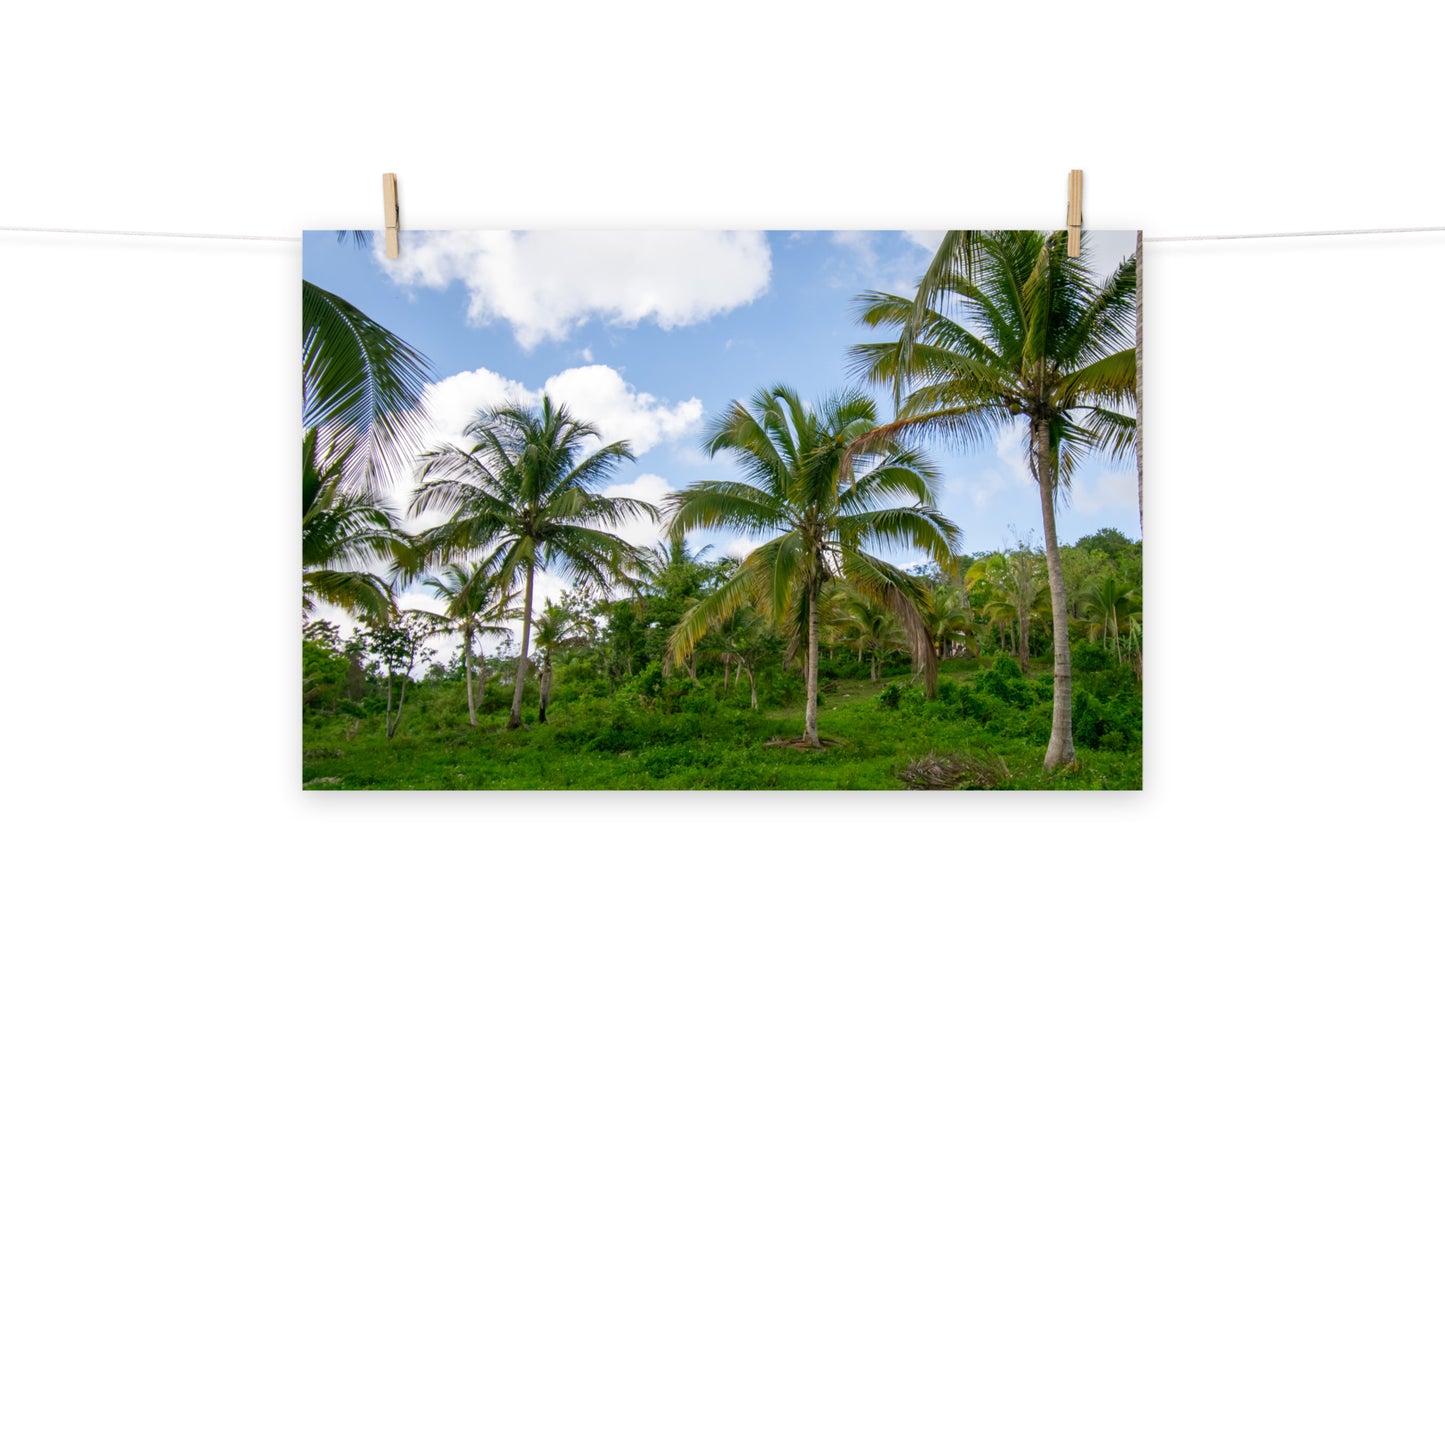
top-left (1078, 576), bottom-right (1140, 663)
top-left (709, 605), bottom-right (776, 709)
top-left (410, 398), bottom-right (658, 729)
top-left (302, 282), bottom-right (431, 498)
top-left (853, 229), bottom-right (1137, 768)
top-left (302, 428), bottom-right (404, 623)
top-left (413, 560), bottom-right (516, 726)
top-left (920, 576), bottom-right (976, 660)
top-left (833, 588), bottom-right (906, 681)
top-left (529, 601), bottom-right (588, 723)
top-left (666, 385), bottom-right (959, 746)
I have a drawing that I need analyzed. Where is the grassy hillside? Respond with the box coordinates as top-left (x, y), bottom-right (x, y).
top-left (302, 652), bottom-right (1142, 791)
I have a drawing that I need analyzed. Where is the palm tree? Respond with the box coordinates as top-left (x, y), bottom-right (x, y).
top-left (302, 429), bottom-right (403, 623)
top-left (853, 230), bottom-right (1137, 768)
top-left (413, 560), bottom-right (516, 726)
top-left (920, 576), bottom-right (976, 660)
top-left (529, 601), bottom-right (588, 722)
top-left (833, 587), bottom-right (906, 681)
top-left (1078, 576), bottom-right (1140, 663)
top-left (302, 282), bottom-right (431, 497)
top-left (410, 398), bottom-right (658, 729)
top-left (709, 605), bottom-right (776, 709)
top-left (667, 385), bottom-right (959, 747)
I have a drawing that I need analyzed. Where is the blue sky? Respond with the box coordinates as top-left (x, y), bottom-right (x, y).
top-left (303, 228), bottom-right (1138, 634)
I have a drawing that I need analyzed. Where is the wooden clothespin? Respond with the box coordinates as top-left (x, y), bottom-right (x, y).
top-left (1066, 169), bottom-right (1083, 257)
top-left (382, 173), bottom-right (400, 258)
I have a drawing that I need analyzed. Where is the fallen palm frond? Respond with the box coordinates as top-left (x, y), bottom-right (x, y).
top-left (898, 750), bottom-right (1011, 790)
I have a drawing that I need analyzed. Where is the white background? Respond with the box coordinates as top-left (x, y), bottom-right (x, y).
top-left (2, 2), bottom-right (1442, 1442)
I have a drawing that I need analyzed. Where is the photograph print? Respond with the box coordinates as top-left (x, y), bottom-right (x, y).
top-left (302, 227), bottom-right (1142, 790)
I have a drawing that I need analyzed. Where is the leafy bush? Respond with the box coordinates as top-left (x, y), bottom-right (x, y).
top-left (958, 687), bottom-right (999, 723)
top-left (1072, 640), bottom-right (1113, 673)
top-left (877, 683), bottom-right (903, 710)
top-left (1072, 687), bottom-right (1142, 749)
top-left (978, 656), bottom-right (1032, 707)
top-left (935, 679), bottom-right (961, 706)
top-left (631, 661), bottom-right (665, 699)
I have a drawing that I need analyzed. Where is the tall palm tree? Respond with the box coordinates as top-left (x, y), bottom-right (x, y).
top-left (666, 385), bottom-right (959, 747)
top-left (853, 230), bottom-right (1137, 768)
top-left (414, 560), bottom-right (516, 726)
top-left (301, 428), bottom-right (403, 623)
top-left (410, 398), bottom-right (658, 729)
top-left (302, 282), bottom-right (431, 497)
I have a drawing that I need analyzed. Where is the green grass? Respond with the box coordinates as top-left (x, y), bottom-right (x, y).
top-left (302, 655), bottom-right (1142, 791)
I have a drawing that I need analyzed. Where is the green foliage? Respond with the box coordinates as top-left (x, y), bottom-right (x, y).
top-left (877, 683), bottom-right (903, 710)
top-left (302, 656), bottom-right (1141, 791)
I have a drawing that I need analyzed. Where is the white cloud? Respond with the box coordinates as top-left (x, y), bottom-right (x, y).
top-left (602, 472), bottom-right (672, 551)
top-left (905, 229), bottom-right (945, 253)
top-left (940, 418), bottom-right (1036, 509)
top-left (418, 364), bottom-right (700, 459)
top-left (542, 367), bottom-right (701, 456)
top-left (379, 230), bottom-right (772, 348)
top-left (1071, 467), bottom-right (1138, 516)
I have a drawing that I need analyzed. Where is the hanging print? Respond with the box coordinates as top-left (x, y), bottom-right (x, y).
top-left (302, 228), bottom-right (1141, 790)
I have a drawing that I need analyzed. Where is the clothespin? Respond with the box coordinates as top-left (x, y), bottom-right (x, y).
top-left (1066, 169), bottom-right (1083, 257)
top-left (382, 173), bottom-right (400, 258)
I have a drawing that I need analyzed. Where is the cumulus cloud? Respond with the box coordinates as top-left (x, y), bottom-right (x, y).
top-left (379, 230), bottom-right (772, 348)
top-left (418, 363), bottom-right (701, 458)
top-left (601, 472), bottom-right (673, 551)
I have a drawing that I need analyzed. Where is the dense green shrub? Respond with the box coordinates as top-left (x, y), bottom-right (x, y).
top-left (978, 656), bottom-right (1032, 707)
top-left (877, 683), bottom-right (903, 710)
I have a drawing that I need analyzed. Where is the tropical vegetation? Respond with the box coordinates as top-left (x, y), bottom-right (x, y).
top-left (301, 229), bottom-right (1141, 790)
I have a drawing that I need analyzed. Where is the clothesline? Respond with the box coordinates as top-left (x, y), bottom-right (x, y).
top-left (3, 224), bottom-right (1444, 245)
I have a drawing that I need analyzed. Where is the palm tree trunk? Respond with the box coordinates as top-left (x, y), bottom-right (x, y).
top-left (508, 563), bottom-right (535, 729)
top-left (538, 662), bottom-right (552, 723)
top-left (463, 622), bottom-right (477, 726)
top-left (748, 667), bottom-right (757, 709)
top-left (477, 651), bottom-right (487, 705)
top-left (1135, 230), bottom-right (1144, 539)
top-left (1036, 420), bottom-right (1075, 769)
top-left (804, 584), bottom-right (821, 745)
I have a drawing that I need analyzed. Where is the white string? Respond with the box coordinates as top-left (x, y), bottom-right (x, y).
top-left (3, 223), bottom-right (1444, 246)
top-left (0, 225), bottom-right (299, 242)
top-left (1147, 225), bottom-right (1445, 242)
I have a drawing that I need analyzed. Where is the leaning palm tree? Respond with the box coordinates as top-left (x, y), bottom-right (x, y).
top-left (302, 282), bottom-right (431, 497)
top-left (301, 428), bottom-right (404, 623)
top-left (853, 229), bottom-right (1137, 768)
top-left (410, 398), bottom-right (658, 729)
top-left (667, 385), bottom-right (959, 747)
top-left (414, 560), bottom-right (516, 726)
